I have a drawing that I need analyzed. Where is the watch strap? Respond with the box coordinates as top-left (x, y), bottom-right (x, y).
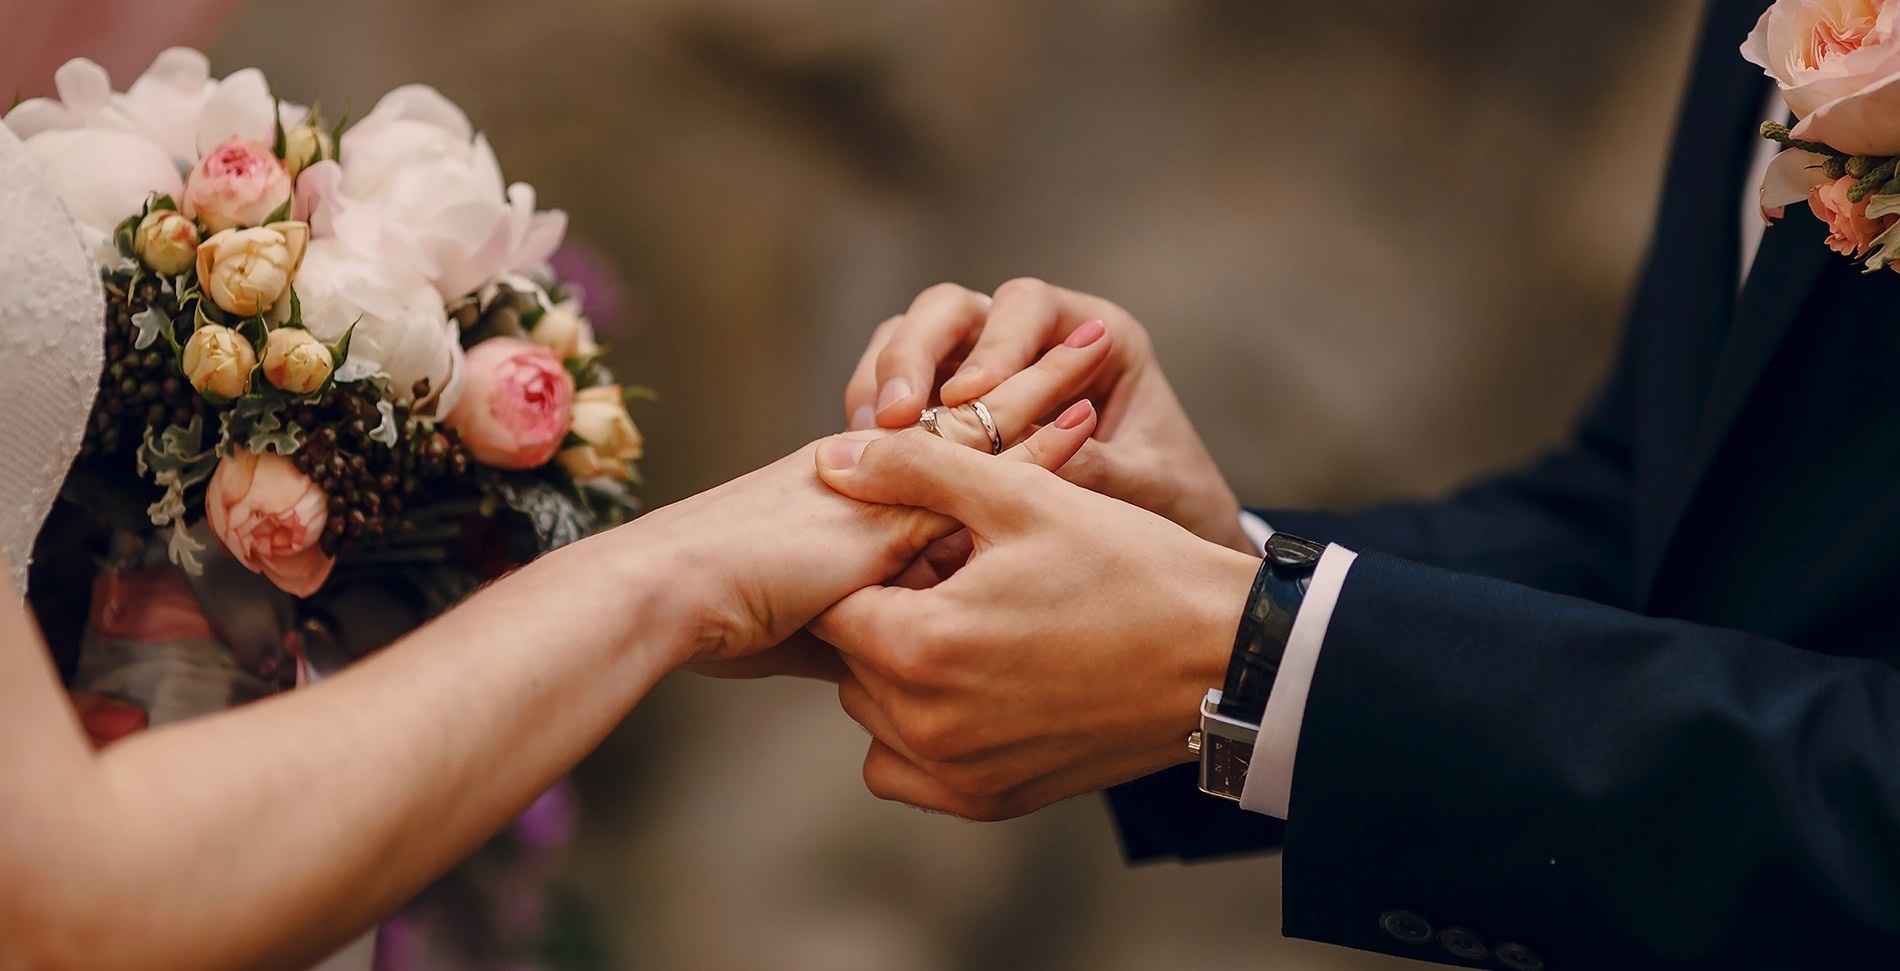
top-left (1216, 532), bottom-right (1323, 722)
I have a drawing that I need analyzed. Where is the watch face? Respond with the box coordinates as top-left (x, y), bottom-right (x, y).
top-left (1202, 733), bottom-right (1252, 800)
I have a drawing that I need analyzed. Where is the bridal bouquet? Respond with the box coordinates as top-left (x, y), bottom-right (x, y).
top-left (1750, 0), bottom-right (1900, 271)
top-left (9, 49), bottom-right (644, 692)
top-left (10, 47), bottom-right (631, 970)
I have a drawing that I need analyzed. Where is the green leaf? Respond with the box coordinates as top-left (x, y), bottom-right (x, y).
top-left (330, 318), bottom-right (358, 369)
top-left (195, 299), bottom-right (221, 332)
top-left (493, 477), bottom-right (594, 554)
top-left (271, 93), bottom-right (287, 157)
top-left (239, 313), bottom-right (269, 348)
top-left (132, 306), bottom-right (171, 351)
top-left (139, 415), bottom-right (219, 527)
top-left (563, 350), bottom-right (606, 386)
top-left (329, 107), bottom-right (353, 164)
top-left (167, 520), bottom-right (208, 576)
top-left (284, 287), bottom-right (305, 329)
top-left (220, 395), bottom-right (304, 456)
top-left (264, 195), bottom-right (293, 225)
top-left (113, 214), bottom-right (140, 260)
top-left (150, 193), bottom-right (178, 214)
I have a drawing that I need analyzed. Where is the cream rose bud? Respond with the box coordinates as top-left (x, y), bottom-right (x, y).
top-left (281, 123), bottom-right (333, 179)
top-left (529, 300), bottom-right (597, 360)
top-left (262, 327), bottom-right (334, 394)
top-left (195, 221), bottom-right (309, 317)
top-left (134, 210), bottom-right (200, 276)
top-left (558, 385), bottom-right (644, 480)
top-left (183, 138), bottom-right (294, 232)
top-left (182, 324), bottom-right (258, 399)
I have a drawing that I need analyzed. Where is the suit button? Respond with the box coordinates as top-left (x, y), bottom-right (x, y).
top-left (1494, 942), bottom-right (1544, 971)
top-left (1437, 926), bottom-right (1488, 961)
top-left (1379, 910), bottom-right (1433, 944)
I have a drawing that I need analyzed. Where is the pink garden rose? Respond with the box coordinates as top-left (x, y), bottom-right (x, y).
top-left (183, 137), bottom-right (292, 232)
top-left (446, 337), bottom-right (574, 469)
top-left (1810, 174), bottom-right (1900, 255)
top-left (205, 448), bottom-right (336, 596)
top-left (1744, 0), bottom-right (1900, 156)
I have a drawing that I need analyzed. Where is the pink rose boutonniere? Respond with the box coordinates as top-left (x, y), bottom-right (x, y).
top-left (1748, 0), bottom-right (1900, 271)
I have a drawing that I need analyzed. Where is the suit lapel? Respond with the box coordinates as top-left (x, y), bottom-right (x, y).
top-left (1627, 0), bottom-right (1776, 594)
top-left (1643, 190), bottom-right (1834, 600)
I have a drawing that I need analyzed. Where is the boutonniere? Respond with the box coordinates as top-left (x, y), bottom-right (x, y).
top-left (1746, 1), bottom-right (1900, 271)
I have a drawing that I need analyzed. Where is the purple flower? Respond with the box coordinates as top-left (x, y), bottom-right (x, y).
top-left (512, 779), bottom-right (578, 852)
top-left (548, 242), bottom-right (632, 341)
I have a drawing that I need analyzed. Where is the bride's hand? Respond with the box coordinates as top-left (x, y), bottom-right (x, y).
top-left (639, 330), bottom-right (1112, 672)
top-left (843, 279), bottom-right (1252, 553)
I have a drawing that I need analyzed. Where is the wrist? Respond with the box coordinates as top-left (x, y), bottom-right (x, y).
top-left (1146, 544), bottom-right (1260, 772)
top-left (561, 526), bottom-right (704, 673)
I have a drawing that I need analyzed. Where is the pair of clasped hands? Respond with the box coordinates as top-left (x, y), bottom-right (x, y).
top-left (647, 280), bottom-right (1265, 821)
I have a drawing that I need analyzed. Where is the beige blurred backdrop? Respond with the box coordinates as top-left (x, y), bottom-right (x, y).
top-left (222, 1), bottom-right (1700, 968)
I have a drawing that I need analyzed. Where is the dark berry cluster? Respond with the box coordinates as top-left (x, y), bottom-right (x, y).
top-left (81, 273), bottom-right (205, 458)
top-left (289, 379), bottom-right (475, 557)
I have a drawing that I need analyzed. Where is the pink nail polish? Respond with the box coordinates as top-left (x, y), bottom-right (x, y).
top-left (1054, 399), bottom-right (1094, 430)
top-left (1064, 319), bottom-right (1106, 348)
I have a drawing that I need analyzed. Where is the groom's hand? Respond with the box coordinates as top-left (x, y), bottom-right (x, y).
top-left (843, 279), bottom-right (1252, 553)
top-left (673, 329), bottom-right (1115, 677)
top-left (810, 432), bottom-right (1260, 821)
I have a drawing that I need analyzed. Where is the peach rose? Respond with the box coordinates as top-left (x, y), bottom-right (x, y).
top-left (1744, 0), bottom-right (1900, 156)
top-left (558, 385), bottom-right (644, 481)
top-left (1810, 174), bottom-right (1900, 255)
top-left (205, 448), bottom-right (336, 597)
top-left (446, 338), bottom-right (575, 469)
top-left (183, 137), bottom-right (293, 232)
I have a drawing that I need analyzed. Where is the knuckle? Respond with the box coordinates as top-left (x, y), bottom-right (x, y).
top-left (992, 276), bottom-right (1051, 305)
top-left (895, 710), bottom-right (956, 762)
top-left (911, 282), bottom-right (978, 316)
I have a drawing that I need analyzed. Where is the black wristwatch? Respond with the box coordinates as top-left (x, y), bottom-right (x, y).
top-left (1190, 531), bottom-right (1325, 801)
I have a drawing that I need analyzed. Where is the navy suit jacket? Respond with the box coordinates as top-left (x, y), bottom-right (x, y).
top-left (1107, 1), bottom-right (1900, 967)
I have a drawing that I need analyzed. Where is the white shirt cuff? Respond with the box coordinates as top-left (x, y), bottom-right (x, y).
top-left (1237, 542), bottom-right (1358, 820)
top-left (1238, 511), bottom-right (1273, 555)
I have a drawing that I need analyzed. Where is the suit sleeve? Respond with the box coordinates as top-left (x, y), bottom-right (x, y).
top-left (1277, 552), bottom-right (1900, 970)
top-left (1107, 348), bottom-right (1640, 862)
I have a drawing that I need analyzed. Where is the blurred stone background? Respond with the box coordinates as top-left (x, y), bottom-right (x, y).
top-left (207, 0), bottom-right (1700, 967)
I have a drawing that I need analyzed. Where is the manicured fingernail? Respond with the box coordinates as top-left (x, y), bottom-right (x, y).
top-left (850, 405), bottom-right (876, 431)
top-left (818, 438), bottom-right (870, 471)
top-left (876, 378), bottom-right (912, 414)
top-left (1065, 319), bottom-right (1107, 348)
top-left (1054, 399), bottom-right (1094, 430)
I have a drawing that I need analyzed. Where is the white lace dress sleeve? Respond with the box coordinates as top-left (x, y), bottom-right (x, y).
top-left (0, 124), bottom-right (107, 597)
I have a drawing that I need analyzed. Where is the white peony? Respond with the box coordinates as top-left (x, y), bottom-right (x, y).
top-left (5, 50), bottom-right (301, 172)
top-left (296, 85), bottom-right (566, 302)
top-left (294, 239), bottom-right (466, 418)
top-left (21, 129), bottom-right (183, 258)
top-left (4, 50), bottom-right (305, 258)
